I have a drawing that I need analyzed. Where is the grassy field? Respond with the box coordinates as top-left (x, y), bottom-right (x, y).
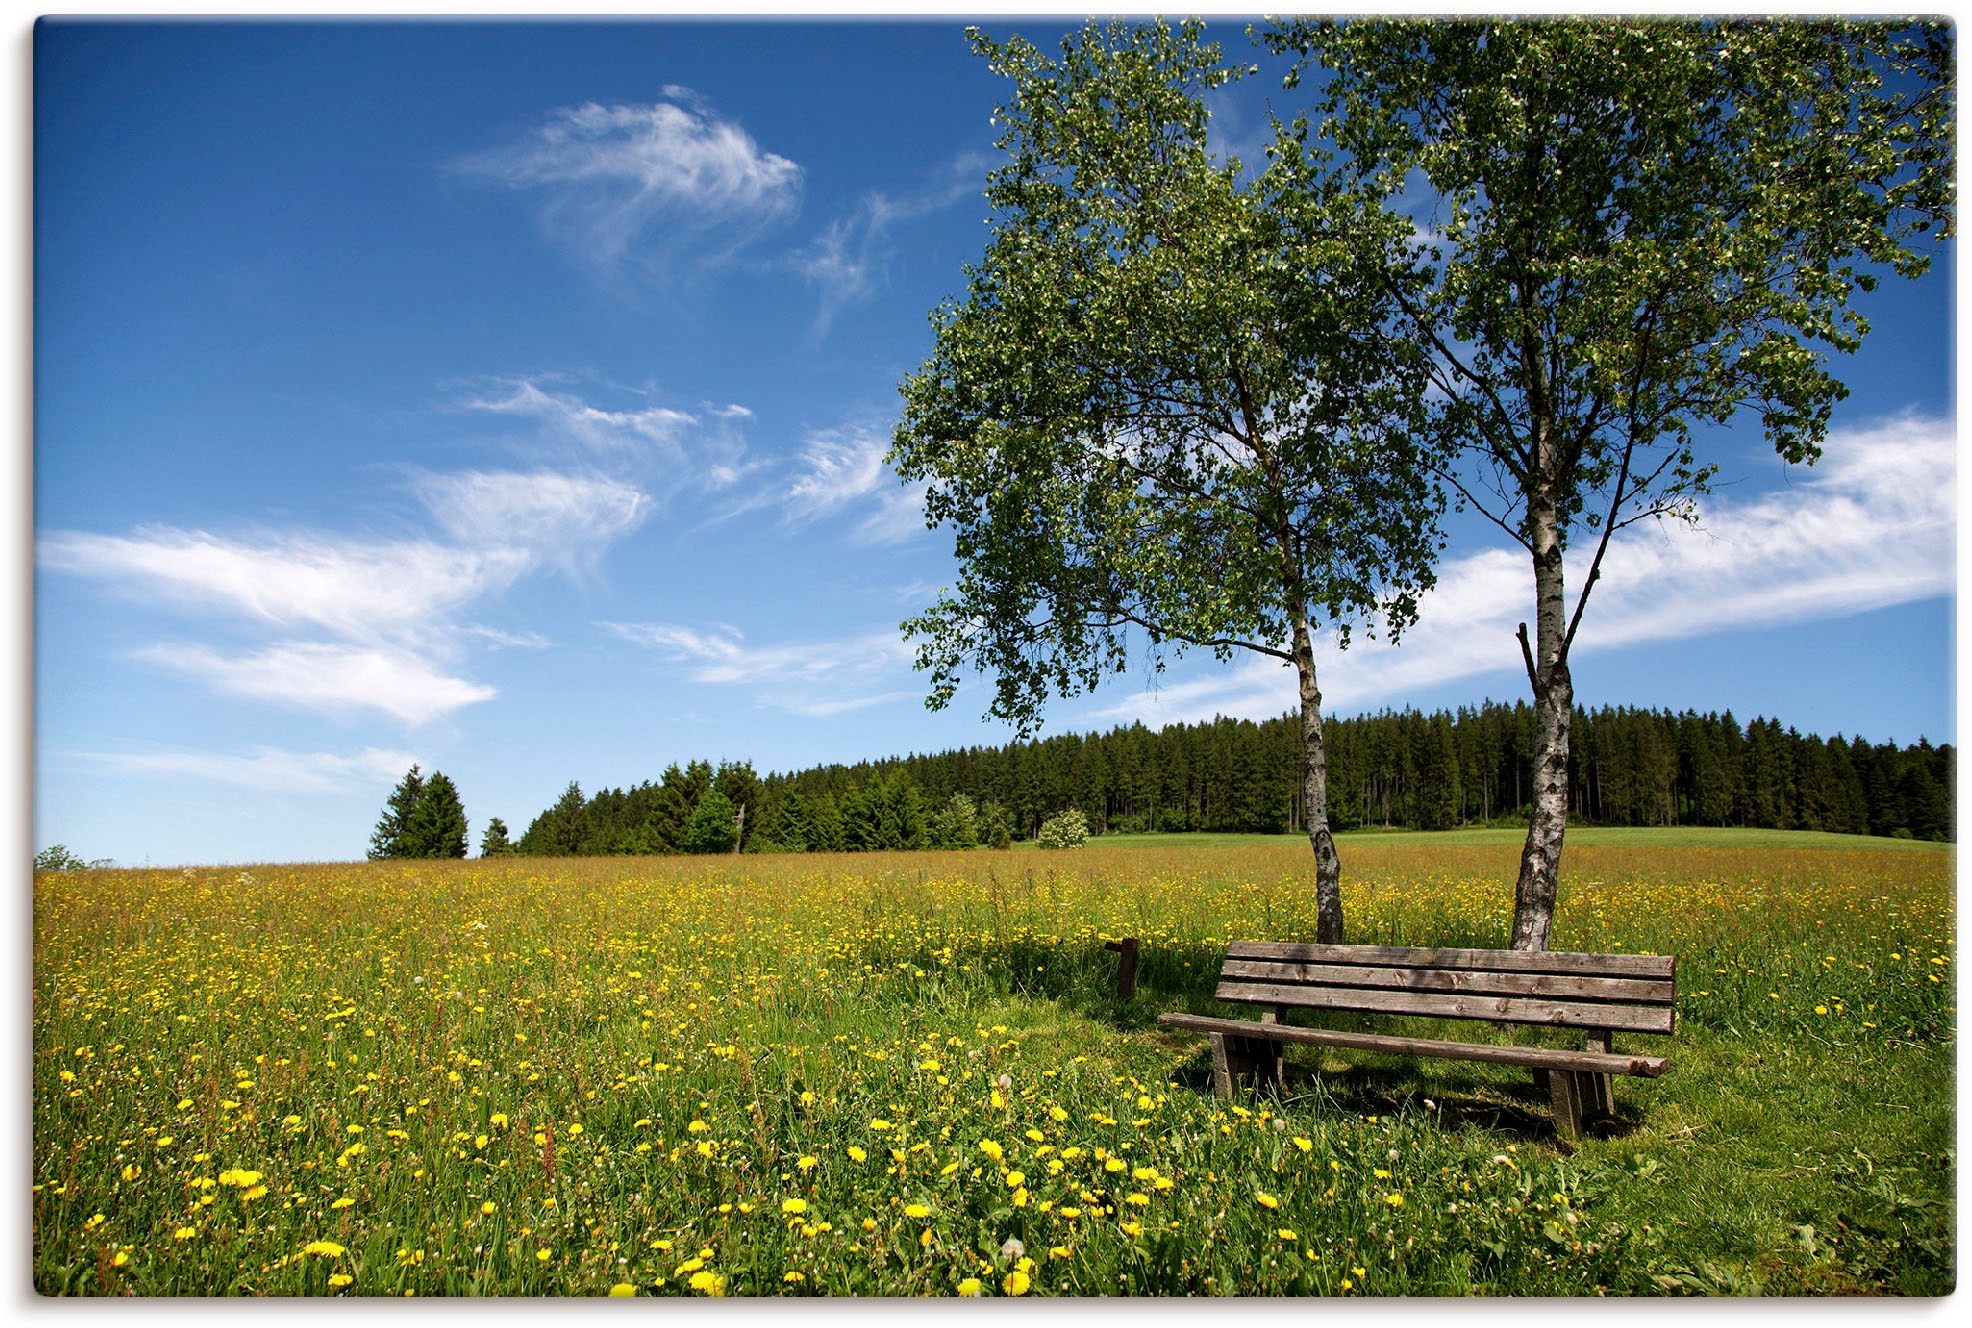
top-left (33, 838), bottom-right (1954, 1296)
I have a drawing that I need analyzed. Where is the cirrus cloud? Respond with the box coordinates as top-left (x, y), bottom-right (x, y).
top-left (1083, 412), bottom-right (1956, 726)
top-left (455, 94), bottom-right (803, 275)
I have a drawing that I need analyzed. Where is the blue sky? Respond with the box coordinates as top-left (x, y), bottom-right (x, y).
top-left (31, 17), bottom-right (1956, 867)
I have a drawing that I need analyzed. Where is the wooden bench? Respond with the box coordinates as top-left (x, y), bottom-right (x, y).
top-left (1156, 941), bottom-right (1675, 1139)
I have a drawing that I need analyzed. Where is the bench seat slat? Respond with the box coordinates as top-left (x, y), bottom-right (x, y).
top-left (1228, 940), bottom-right (1674, 981)
top-left (1214, 979), bottom-right (1676, 1034)
top-left (1220, 958), bottom-right (1674, 1006)
top-left (1156, 1013), bottom-right (1669, 1078)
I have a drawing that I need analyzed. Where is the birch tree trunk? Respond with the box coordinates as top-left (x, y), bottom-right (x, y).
top-left (1291, 608), bottom-right (1345, 944)
top-left (1511, 494), bottom-right (1573, 951)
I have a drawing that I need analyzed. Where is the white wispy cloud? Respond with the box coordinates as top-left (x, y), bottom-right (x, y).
top-left (780, 421), bottom-right (928, 545)
top-left (784, 424), bottom-right (889, 519)
top-left (463, 379), bottom-right (698, 457)
top-left (79, 744), bottom-right (422, 793)
top-left (137, 643), bottom-right (498, 723)
top-left (1086, 412), bottom-right (1956, 726)
top-left (41, 449), bottom-right (663, 722)
top-left (37, 528), bottom-right (529, 642)
top-left (461, 624), bottom-right (551, 650)
top-left (413, 468), bottom-right (651, 566)
top-left (455, 95), bottom-right (802, 272)
top-left (790, 154), bottom-right (985, 334)
top-left (602, 619), bottom-right (915, 715)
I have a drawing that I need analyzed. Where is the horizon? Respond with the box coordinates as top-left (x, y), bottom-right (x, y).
top-left (32, 18), bottom-right (1956, 867)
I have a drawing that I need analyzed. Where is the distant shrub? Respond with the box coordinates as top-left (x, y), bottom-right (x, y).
top-left (1035, 809), bottom-right (1089, 849)
top-left (34, 845), bottom-right (112, 871)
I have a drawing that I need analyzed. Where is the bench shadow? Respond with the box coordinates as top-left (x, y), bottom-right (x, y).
top-left (1158, 1038), bottom-right (1649, 1146)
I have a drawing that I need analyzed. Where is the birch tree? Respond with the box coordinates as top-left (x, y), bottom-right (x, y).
top-left (889, 20), bottom-right (1442, 942)
top-left (1269, 17), bottom-right (1954, 948)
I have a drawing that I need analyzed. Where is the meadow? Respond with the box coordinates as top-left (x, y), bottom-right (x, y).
top-left (33, 833), bottom-right (1954, 1296)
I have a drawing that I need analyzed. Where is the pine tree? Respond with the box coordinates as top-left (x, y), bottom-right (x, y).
top-left (402, 771), bottom-right (469, 858)
top-left (369, 765), bottom-right (425, 860)
top-left (520, 782), bottom-right (589, 856)
top-left (480, 817), bottom-right (514, 857)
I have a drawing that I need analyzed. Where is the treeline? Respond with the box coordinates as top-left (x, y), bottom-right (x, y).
top-left (503, 702), bottom-right (1953, 856)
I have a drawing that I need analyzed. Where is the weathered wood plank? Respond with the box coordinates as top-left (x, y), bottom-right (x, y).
top-left (1227, 940), bottom-right (1674, 981)
top-left (1156, 1013), bottom-right (1669, 1077)
top-left (1220, 958), bottom-right (1674, 1006)
top-left (1213, 979), bottom-right (1676, 1034)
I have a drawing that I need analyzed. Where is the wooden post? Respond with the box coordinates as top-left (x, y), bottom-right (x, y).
top-left (733, 802), bottom-right (745, 855)
top-left (1209, 1032), bottom-right (1238, 1099)
top-left (1584, 1030), bottom-right (1615, 1117)
top-left (1102, 937), bottom-right (1139, 998)
top-left (1549, 1070), bottom-right (1584, 1140)
top-left (1255, 1006), bottom-right (1287, 1087)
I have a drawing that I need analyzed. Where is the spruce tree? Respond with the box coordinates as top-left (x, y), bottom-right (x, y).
top-left (404, 770), bottom-right (469, 859)
top-left (369, 765), bottom-right (424, 860)
top-left (480, 817), bottom-right (514, 857)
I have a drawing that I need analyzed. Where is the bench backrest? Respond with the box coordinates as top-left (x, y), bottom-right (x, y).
top-left (1218, 941), bottom-right (1675, 1035)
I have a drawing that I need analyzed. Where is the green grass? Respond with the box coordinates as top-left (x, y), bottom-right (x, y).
top-left (33, 840), bottom-right (1955, 1296)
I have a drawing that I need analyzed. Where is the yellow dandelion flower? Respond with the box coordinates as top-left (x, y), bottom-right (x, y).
top-left (783, 1270), bottom-right (806, 1283)
top-left (1003, 1270), bottom-right (1031, 1296)
top-left (1255, 1193), bottom-right (1279, 1209)
top-left (536, 1248), bottom-right (552, 1262)
top-left (1386, 1194), bottom-right (1404, 1207)
top-left (303, 1241), bottom-right (346, 1257)
top-left (688, 1270), bottom-right (724, 1296)
top-left (331, 1197), bottom-right (355, 1210)
top-left (782, 1198), bottom-right (808, 1215)
top-left (797, 1155), bottom-right (818, 1172)
top-left (480, 1201), bottom-right (496, 1215)
top-left (173, 1227), bottom-right (196, 1241)
top-left (608, 1283), bottom-right (636, 1297)
top-left (328, 1273), bottom-right (353, 1288)
top-left (957, 1277), bottom-right (983, 1296)
top-left (847, 1145), bottom-right (867, 1162)
top-left (978, 1139), bottom-right (1003, 1160)
top-left (904, 1202), bottom-right (931, 1219)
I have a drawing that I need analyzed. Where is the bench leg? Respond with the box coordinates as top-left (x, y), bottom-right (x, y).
top-left (1583, 1031), bottom-right (1616, 1119)
top-left (1209, 1032), bottom-right (1280, 1098)
top-left (1549, 1070), bottom-right (1585, 1141)
top-left (1209, 1033), bottom-right (1239, 1099)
